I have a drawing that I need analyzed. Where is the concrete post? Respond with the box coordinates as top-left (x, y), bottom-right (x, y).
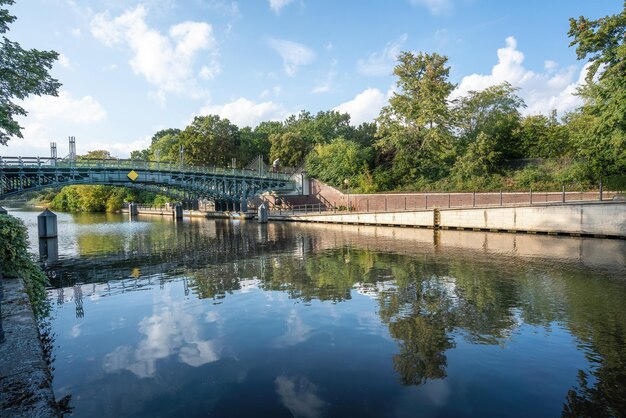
top-left (129, 202), bottom-right (138, 216)
top-left (38, 237), bottom-right (59, 264)
top-left (37, 209), bottom-right (58, 238)
top-left (258, 202), bottom-right (268, 223)
top-left (174, 204), bottom-right (183, 219)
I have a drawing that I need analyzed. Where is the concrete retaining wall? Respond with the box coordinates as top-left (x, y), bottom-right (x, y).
top-left (272, 201), bottom-right (626, 238)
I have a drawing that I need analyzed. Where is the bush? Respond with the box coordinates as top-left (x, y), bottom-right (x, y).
top-left (0, 214), bottom-right (49, 316)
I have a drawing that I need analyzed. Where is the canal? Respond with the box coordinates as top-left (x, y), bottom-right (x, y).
top-left (7, 207), bottom-right (626, 417)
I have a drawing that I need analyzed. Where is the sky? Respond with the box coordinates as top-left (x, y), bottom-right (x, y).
top-left (2, 0), bottom-right (621, 158)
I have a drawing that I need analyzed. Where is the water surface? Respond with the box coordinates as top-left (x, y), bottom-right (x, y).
top-left (7, 207), bottom-right (626, 417)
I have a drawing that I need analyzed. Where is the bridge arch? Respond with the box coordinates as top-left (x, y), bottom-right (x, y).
top-left (0, 157), bottom-right (298, 202)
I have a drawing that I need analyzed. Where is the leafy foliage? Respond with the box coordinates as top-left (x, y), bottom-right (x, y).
top-left (0, 214), bottom-right (48, 315)
top-left (0, 0), bottom-right (61, 144)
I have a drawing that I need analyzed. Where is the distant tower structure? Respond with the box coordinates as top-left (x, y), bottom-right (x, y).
top-left (68, 136), bottom-right (76, 161)
top-left (50, 142), bottom-right (57, 166)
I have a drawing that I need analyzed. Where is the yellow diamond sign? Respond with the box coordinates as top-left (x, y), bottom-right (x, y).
top-left (127, 170), bottom-right (139, 181)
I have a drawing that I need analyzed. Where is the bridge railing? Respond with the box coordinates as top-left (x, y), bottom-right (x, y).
top-left (0, 156), bottom-right (293, 181)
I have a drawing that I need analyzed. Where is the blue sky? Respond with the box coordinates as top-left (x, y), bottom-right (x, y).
top-left (2, 0), bottom-right (621, 158)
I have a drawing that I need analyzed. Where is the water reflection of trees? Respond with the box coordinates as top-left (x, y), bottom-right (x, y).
top-left (47, 219), bottom-right (626, 415)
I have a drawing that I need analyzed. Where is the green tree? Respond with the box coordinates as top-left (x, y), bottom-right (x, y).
top-left (0, 0), bottom-right (61, 145)
top-left (269, 130), bottom-right (309, 168)
top-left (151, 128), bottom-right (181, 145)
top-left (375, 52), bottom-right (456, 187)
top-left (79, 149), bottom-right (113, 160)
top-left (304, 138), bottom-right (372, 188)
top-left (567, 3), bottom-right (626, 178)
top-left (179, 115), bottom-right (240, 166)
top-left (450, 83), bottom-right (525, 180)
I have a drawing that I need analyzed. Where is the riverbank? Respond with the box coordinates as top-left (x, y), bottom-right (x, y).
top-left (270, 201), bottom-right (626, 239)
top-left (0, 277), bottom-right (59, 417)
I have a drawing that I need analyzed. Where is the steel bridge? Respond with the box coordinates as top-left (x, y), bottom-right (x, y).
top-left (0, 156), bottom-right (299, 207)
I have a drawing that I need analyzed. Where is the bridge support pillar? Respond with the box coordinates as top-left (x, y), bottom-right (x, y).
top-left (174, 204), bottom-right (183, 220)
top-left (241, 198), bottom-right (248, 213)
top-left (234, 201), bottom-right (241, 212)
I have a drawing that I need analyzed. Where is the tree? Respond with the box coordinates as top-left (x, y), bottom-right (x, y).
top-left (179, 115), bottom-right (240, 166)
top-left (567, 4), bottom-right (626, 178)
top-left (0, 0), bottom-right (61, 145)
top-left (304, 138), bottom-right (371, 188)
top-left (451, 82), bottom-right (526, 177)
top-left (150, 128), bottom-right (181, 145)
top-left (79, 149), bottom-right (113, 160)
top-left (269, 131), bottom-right (309, 168)
top-left (375, 52), bottom-right (456, 186)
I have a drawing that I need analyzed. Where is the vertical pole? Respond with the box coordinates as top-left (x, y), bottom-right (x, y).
top-left (404, 196), bottom-right (407, 211)
top-left (500, 189), bottom-right (503, 206)
top-left (425, 195), bottom-right (428, 209)
top-left (366, 199), bottom-right (369, 213)
top-left (562, 185), bottom-right (565, 203)
top-left (384, 197), bottom-right (387, 212)
top-left (319, 203), bottom-right (321, 214)
top-left (448, 193), bottom-right (451, 208)
top-left (599, 181), bottom-right (603, 201)
top-left (530, 188), bottom-right (533, 205)
top-left (472, 192), bottom-right (475, 207)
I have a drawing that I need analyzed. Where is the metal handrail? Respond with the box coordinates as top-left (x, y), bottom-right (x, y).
top-left (0, 156), bottom-right (294, 181)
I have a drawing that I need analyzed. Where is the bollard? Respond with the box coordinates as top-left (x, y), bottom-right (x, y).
top-left (39, 237), bottom-right (59, 264)
top-left (174, 203), bottom-right (183, 219)
top-left (129, 202), bottom-right (138, 216)
top-left (37, 208), bottom-right (58, 238)
top-left (257, 202), bottom-right (268, 223)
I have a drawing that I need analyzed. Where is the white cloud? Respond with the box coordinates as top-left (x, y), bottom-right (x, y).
top-left (6, 91), bottom-right (107, 156)
top-left (22, 91), bottom-right (106, 124)
top-left (269, 0), bottom-right (293, 14)
top-left (333, 88), bottom-right (388, 125)
top-left (57, 53), bottom-right (72, 69)
top-left (452, 36), bottom-right (586, 116)
top-left (198, 97), bottom-right (289, 127)
top-left (275, 375), bottom-right (326, 418)
top-left (409, 0), bottom-right (454, 15)
top-left (70, 27), bottom-right (81, 37)
top-left (268, 38), bottom-right (315, 77)
top-left (90, 5), bottom-right (218, 100)
top-left (357, 33), bottom-right (407, 77)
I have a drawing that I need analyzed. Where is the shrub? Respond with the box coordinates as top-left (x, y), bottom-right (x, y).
top-left (0, 214), bottom-right (49, 316)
